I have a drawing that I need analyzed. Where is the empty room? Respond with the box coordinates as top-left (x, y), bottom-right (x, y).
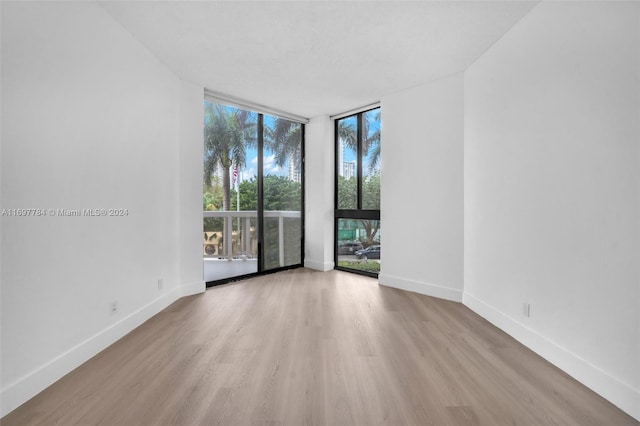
top-left (1, 1), bottom-right (638, 425)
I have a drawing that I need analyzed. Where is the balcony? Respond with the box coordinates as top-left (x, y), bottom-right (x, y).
top-left (203, 210), bottom-right (301, 282)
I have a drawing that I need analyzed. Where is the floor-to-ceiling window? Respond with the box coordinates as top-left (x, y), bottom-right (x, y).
top-left (335, 108), bottom-right (381, 276)
top-left (262, 114), bottom-right (303, 271)
top-left (204, 100), bottom-right (304, 284)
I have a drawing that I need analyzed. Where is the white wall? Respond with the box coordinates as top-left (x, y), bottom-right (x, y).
top-left (304, 115), bottom-right (335, 271)
top-left (379, 74), bottom-right (465, 302)
top-left (464, 2), bottom-right (639, 419)
top-left (0, 2), bottom-right (203, 416)
top-left (178, 80), bottom-right (206, 292)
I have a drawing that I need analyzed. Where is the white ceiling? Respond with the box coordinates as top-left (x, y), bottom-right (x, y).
top-left (100, 1), bottom-right (538, 119)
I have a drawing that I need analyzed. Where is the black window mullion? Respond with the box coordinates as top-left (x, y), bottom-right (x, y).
top-left (356, 113), bottom-right (363, 210)
top-left (334, 120), bottom-right (339, 268)
top-left (257, 113), bottom-right (264, 272)
top-left (334, 209), bottom-right (380, 220)
top-left (334, 121), bottom-right (340, 210)
top-left (300, 124), bottom-right (306, 266)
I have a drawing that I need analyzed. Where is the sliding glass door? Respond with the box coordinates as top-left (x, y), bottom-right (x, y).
top-left (204, 101), bottom-right (304, 284)
top-left (262, 114), bottom-right (303, 271)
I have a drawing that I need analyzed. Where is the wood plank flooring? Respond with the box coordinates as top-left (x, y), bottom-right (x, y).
top-left (2, 268), bottom-right (637, 425)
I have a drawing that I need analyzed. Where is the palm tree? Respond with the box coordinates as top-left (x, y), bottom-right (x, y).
top-left (204, 102), bottom-right (256, 259)
top-left (204, 102), bottom-right (256, 211)
top-left (337, 117), bottom-right (358, 152)
top-left (336, 110), bottom-right (380, 172)
top-left (264, 118), bottom-right (303, 171)
top-left (362, 110), bottom-right (381, 171)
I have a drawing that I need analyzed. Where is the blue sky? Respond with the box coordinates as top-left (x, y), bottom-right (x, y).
top-left (209, 102), bottom-right (379, 180)
top-left (241, 114), bottom-right (288, 180)
top-left (338, 111), bottom-right (380, 171)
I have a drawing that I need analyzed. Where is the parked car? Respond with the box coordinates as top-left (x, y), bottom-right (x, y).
top-left (355, 245), bottom-right (380, 260)
top-left (338, 241), bottom-right (364, 255)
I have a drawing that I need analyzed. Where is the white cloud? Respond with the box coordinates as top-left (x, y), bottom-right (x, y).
top-left (242, 168), bottom-right (255, 179)
top-left (263, 155), bottom-right (283, 175)
top-left (263, 154), bottom-right (276, 167)
top-left (245, 154), bottom-right (284, 176)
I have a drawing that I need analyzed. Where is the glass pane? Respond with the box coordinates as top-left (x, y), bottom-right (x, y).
top-left (362, 109), bottom-right (380, 209)
top-left (203, 101), bottom-right (258, 282)
top-left (337, 116), bottom-right (357, 209)
top-left (263, 114), bottom-right (302, 270)
top-left (336, 218), bottom-right (381, 274)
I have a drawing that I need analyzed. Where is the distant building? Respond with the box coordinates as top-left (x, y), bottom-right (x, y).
top-left (338, 138), bottom-right (357, 180)
top-left (288, 158), bottom-right (301, 183)
top-left (343, 161), bottom-right (356, 180)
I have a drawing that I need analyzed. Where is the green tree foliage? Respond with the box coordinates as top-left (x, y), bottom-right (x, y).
top-left (337, 174), bottom-right (380, 246)
top-left (234, 175), bottom-right (301, 211)
top-left (362, 173), bottom-right (380, 210)
top-left (263, 175), bottom-right (302, 211)
top-left (337, 174), bottom-right (380, 210)
top-left (235, 180), bottom-right (256, 211)
top-left (338, 260), bottom-right (380, 273)
top-left (264, 118), bottom-right (302, 171)
top-left (337, 176), bottom-right (357, 209)
top-left (203, 177), bottom-right (224, 211)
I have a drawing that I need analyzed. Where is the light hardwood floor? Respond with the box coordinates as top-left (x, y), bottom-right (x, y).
top-left (3, 269), bottom-right (637, 426)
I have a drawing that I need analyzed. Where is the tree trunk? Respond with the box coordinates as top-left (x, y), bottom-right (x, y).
top-left (221, 166), bottom-right (232, 258)
top-left (360, 219), bottom-right (379, 246)
top-left (222, 166), bottom-right (231, 211)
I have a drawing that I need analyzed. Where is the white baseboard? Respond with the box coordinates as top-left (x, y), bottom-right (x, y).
top-left (304, 259), bottom-right (334, 272)
top-left (463, 292), bottom-right (640, 421)
top-left (378, 273), bottom-right (463, 302)
top-left (0, 286), bottom-right (186, 418)
top-left (180, 280), bottom-right (206, 297)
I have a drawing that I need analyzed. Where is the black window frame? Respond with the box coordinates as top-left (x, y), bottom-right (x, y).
top-left (205, 106), bottom-right (306, 287)
top-left (334, 107), bottom-right (381, 278)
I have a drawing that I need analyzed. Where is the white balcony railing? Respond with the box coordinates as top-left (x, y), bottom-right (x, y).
top-left (203, 210), bottom-right (301, 268)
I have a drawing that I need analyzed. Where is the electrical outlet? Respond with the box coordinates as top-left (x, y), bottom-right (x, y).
top-left (110, 300), bottom-right (118, 314)
top-left (157, 278), bottom-right (164, 290)
top-left (523, 303), bottom-right (531, 317)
